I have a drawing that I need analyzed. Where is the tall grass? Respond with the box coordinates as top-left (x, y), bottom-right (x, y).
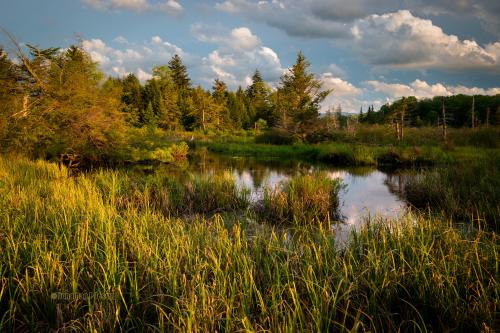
top-left (0, 156), bottom-right (498, 332)
top-left (91, 168), bottom-right (249, 216)
top-left (405, 156), bottom-right (500, 229)
top-left (260, 172), bottom-right (344, 225)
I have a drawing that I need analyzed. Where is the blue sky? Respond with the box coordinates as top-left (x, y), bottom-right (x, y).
top-left (1, 0), bottom-right (499, 112)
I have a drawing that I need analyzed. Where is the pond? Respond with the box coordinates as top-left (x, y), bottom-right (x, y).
top-left (183, 149), bottom-right (412, 242)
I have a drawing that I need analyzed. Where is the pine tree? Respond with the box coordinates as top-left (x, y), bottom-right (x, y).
top-left (277, 52), bottom-right (330, 139)
top-left (168, 54), bottom-right (190, 91)
top-left (143, 101), bottom-right (156, 127)
top-left (121, 74), bottom-right (143, 125)
top-left (168, 54), bottom-right (192, 129)
top-left (246, 69), bottom-right (273, 126)
top-left (212, 78), bottom-right (231, 129)
top-left (235, 86), bottom-right (251, 129)
top-left (143, 79), bottom-right (163, 122)
top-left (152, 65), bottom-right (181, 130)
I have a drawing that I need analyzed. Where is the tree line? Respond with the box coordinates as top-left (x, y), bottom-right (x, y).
top-left (0, 41), bottom-right (329, 161)
top-left (1, 39), bottom-right (499, 162)
top-left (360, 95), bottom-right (500, 128)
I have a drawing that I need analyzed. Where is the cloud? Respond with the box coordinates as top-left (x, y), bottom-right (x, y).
top-left (320, 75), bottom-right (500, 113)
top-left (193, 25), bottom-right (284, 89)
top-left (82, 36), bottom-right (186, 81)
top-left (365, 79), bottom-right (500, 98)
top-left (215, 3), bottom-right (500, 72)
top-left (215, 0), bottom-right (352, 38)
top-left (113, 36), bottom-right (129, 44)
top-left (326, 63), bottom-right (347, 78)
top-left (82, 0), bottom-right (183, 14)
top-left (321, 73), bottom-right (362, 96)
top-left (215, 0), bottom-right (500, 38)
top-left (351, 10), bottom-right (500, 71)
top-left (319, 73), bottom-right (369, 112)
top-left (415, 0), bottom-right (500, 38)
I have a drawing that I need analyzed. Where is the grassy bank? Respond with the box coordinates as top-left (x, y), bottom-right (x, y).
top-left (0, 156), bottom-right (498, 332)
top-left (194, 126), bottom-right (498, 168)
top-left (206, 141), bottom-right (495, 167)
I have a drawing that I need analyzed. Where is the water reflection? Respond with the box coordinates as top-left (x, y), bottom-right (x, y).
top-left (188, 149), bottom-right (410, 231)
top-left (137, 148), bottom-right (412, 243)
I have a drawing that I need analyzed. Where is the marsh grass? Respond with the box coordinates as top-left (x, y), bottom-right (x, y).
top-left (0, 156), bottom-right (498, 332)
top-left (260, 172), bottom-right (344, 225)
top-left (91, 168), bottom-right (249, 216)
top-left (405, 157), bottom-right (500, 229)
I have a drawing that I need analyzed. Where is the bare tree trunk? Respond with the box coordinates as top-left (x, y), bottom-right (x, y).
top-left (442, 97), bottom-right (447, 142)
top-left (471, 95), bottom-right (475, 129)
top-left (400, 111), bottom-right (404, 141)
top-left (395, 121), bottom-right (400, 141)
top-left (202, 103), bottom-right (206, 131)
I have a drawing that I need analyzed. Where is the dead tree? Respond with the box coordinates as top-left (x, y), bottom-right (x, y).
top-left (441, 97), bottom-right (447, 142)
top-left (471, 95), bottom-right (475, 129)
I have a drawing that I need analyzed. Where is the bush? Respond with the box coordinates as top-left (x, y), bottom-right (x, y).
top-left (147, 142), bottom-right (189, 163)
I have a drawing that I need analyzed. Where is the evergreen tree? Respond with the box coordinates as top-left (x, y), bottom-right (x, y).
top-left (3, 44), bottom-right (127, 160)
top-left (235, 86), bottom-right (251, 129)
top-left (246, 70), bottom-right (273, 126)
top-left (152, 65), bottom-right (181, 130)
top-left (212, 78), bottom-right (231, 129)
top-left (142, 79), bottom-right (163, 123)
top-left (0, 47), bottom-right (21, 147)
top-left (143, 101), bottom-right (156, 127)
top-left (277, 52), bottom-right (330, 139)
top-left (121, 73), bottom-right (143, 125)
top-left (168, 54), bottom-right (190, 90)
top-left (168, 54), bottom-right (192, 129)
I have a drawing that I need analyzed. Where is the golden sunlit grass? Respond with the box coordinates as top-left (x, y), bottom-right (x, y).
top-left (0, 156), bottom-right (498, 331)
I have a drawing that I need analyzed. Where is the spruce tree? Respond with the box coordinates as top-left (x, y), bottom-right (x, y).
top-left (168, 54), bottom-right (190, 91)
top-left (246, 69), bottom-right (273, 126)
top-left (168, 54), bottom-right (192, 129)
top-left (277, 52), bottom-right (330, 139)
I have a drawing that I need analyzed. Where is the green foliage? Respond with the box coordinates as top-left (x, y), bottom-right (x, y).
top-left (121, 73), bottom-right (143, 124)
top-left (148, 142), bottom-right (189, 163)
top-left (361, 94), bottom-right (500, 128)
top-left (276, 52), bottom-right (331, 139)
top-left (0, 45), bottom-right (128, 163)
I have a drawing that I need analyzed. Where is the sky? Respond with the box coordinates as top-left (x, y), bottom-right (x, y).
top-left (1, 0), bottom-right (499, 112)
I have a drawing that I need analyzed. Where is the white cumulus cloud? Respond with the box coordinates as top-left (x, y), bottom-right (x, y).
top-left (82, 36), bottom-right (187, 81)
top-left (365, 79), bottom-right (500, 98)
top-left (193, 25), bottom-right (284, 89)
top-left (82, 0), bottom-right (182, 14)
top-left (351, 10), bottom-right (500, 71)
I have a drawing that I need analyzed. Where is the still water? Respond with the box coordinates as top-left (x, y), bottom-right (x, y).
top-left (186, 149), bottom-right (410, 241)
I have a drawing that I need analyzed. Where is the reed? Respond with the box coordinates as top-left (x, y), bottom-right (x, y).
top-left (260, 172), bottom-right (344, 225)
top-left (405, 156), bottom-right (500, 229)
top-left (0, 156), bottom-right (498, 332)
